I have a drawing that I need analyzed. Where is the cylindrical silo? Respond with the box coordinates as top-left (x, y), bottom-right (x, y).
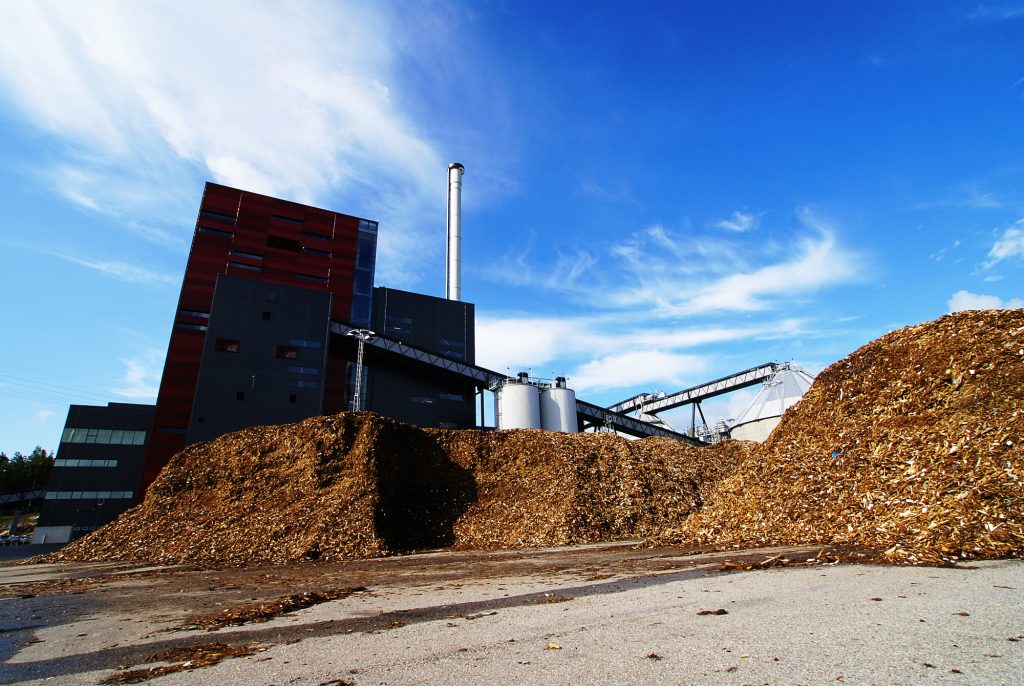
top-left (540, 380), bottom-right (578, 433)
top-left (495, 380), bottom-right (541, 430)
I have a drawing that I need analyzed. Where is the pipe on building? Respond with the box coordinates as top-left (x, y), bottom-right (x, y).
top-left (446, 162), bottom-right (464, 301)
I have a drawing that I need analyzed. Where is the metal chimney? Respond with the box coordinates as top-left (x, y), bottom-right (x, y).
top-left (446, 162), bottom-right (464, 301)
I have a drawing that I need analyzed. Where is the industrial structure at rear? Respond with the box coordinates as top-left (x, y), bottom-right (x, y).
top-left (33, 163), bottom-right (812, 543)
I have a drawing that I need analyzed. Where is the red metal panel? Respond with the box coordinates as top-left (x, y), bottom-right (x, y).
top-left (140, 182), bottom-right (368, 494)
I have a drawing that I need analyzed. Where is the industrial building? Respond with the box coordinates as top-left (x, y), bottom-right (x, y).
top-left (34, 403), bottom-right (154, 543)
top-left (36, 178), bottom-right (482, 542)
top-left (35, 165), bottom-right (791, 543)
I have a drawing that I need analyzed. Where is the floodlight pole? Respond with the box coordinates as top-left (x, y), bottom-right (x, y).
top-left (346, 328), bottom-right (375, 412)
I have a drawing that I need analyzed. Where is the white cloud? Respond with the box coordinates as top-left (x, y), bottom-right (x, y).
top-left (0, 0), bottom-right (450, 283)
top-left (947, 290), bottom-right (1024, 312)
top-left (985, 221), bottom-right (1024, 268)
top-left (34, 409), bottom-right (54, 423)
top-left (109, 349), bottom-right (165, 400)
top-left (572, 351), bottom-right (707, 393)
top-left (53, 252), bottom-right (178, 286)
top-left (713, 210), bottom-right (759, 233)
top-left (476, 312), bottom-right (806, 392)
top-left (604, 209), bottom-right (863, 316)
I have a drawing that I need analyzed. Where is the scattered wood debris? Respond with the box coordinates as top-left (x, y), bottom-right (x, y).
top-left (170, 587), bottom-right (364, 631)
top-left (101, 642), bottom-right (259, 684)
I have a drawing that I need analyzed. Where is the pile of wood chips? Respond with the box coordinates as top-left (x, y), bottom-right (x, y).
top-left (44, 309), bottom-right (1022, 567)
top-left (45, 413), bottom-right (748, 565)
top-left (653, 309), bottom-right (1024, 564)
top-left (435, 431), bottom-right (749, 549)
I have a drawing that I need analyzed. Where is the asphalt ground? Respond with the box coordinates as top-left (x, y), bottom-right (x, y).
top-left (1, 543), bottom-right (1021, 685)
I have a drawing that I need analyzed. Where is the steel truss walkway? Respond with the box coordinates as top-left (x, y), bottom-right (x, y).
top-left (608, 363), bottom-right (781, 416)
top-left (329, 322), bottom-right (700, 444)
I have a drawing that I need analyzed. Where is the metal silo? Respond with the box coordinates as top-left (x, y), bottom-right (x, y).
top-left (495, 373), bottom-right (541, 429)
top-left (540, 376), bottom-right (578, 432)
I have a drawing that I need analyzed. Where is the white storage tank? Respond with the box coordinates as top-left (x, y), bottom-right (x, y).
top-left (540, 376), bottom-right (578, 433)
top-left (495, 373), bottom-right (541, 430)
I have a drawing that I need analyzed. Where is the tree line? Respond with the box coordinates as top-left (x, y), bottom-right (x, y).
top-left (0, 447), bottom-right (54, 493)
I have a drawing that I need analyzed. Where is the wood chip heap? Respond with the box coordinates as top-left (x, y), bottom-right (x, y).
top-left (43, 309), bottom-right (1022, 567)
top-left (45, 414), bottom-right (747, 565)
top-left (654, 309), bottom-right (1024, 564)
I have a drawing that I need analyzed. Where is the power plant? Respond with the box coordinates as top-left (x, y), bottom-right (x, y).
top-left (34, 162), bottom-right (809, 543)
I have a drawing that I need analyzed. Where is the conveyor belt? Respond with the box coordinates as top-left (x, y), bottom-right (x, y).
top-left (329, 322), bottom-right (699, 443)
top-left (607, 362), bottom-right (780, 415)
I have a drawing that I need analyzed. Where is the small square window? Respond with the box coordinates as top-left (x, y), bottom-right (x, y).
top-left (215, 338), bottom-right (240, 353)
top-left (276, 345), bottom-right (299, 359)
top-left (236, 391), bottom-right (245, 401)
top-left (262, 311), bottom-right (272, 320)
top-left (289, 394), bottom-right (297, 404)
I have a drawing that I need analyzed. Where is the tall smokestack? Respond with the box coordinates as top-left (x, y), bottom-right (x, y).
top-left (446, 162), bottom-right (464, 301)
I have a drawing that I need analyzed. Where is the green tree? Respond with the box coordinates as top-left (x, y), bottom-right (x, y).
top-left (0, 446), bottom-right (54, 493)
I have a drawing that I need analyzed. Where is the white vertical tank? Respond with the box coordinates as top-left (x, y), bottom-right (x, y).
top-left (495, 373), bottom-right (541, 430)
top-left (540, 376), bottom-right (578, 432)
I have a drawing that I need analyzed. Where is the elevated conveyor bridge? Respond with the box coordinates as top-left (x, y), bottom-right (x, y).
top-left (608, 363), bottom-right (781, 417)
top-left (329, 322), bottom-right (700, 444)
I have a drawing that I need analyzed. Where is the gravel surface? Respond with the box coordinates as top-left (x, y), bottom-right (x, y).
top-left (2, 545), bottom-right (1021, 685)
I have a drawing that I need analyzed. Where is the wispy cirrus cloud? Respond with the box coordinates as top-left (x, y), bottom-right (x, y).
top-left (0, 0), bottom-right (466, 285)
top-left (713, 210), bottom-right (760, 233)
top-left (108, 349), bottom-right (165, 400)
top-left (983, 219), bottom-right (1024, 268)
top-left (53, 252), bottom-right (178, 286)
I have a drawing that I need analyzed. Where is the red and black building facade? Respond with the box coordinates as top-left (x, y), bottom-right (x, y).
top-left (140, 182), bottom-right (377, 492)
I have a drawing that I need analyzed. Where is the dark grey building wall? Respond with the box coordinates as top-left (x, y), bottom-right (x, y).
top-left (187, 274), bottom-right (332, 444)
top-left (365, 287), bottom-right (476, 428)
top-left (37, 402), bottom-right (155, 540)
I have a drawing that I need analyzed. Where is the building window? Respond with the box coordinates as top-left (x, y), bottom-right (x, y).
top-left (229, 249), bottom-right (263, 261)
top-left (289, 394), bottom-right (297, 404)
top-left (200, 209), bottom-right (235, 223)
top-left (276, 345), bottom-right (299, 359)
top-left (302, 231), bottom-right (330, 241)
top-left (302, 246), bottom-right (330, 257)
top-left (45, 490), bottom-right (133, 500)
top-left (262, 311), bottom-right (272, 320)
top-left (236, 391), bottom-right (245, 401)
top-left (287, 380), bottom-right (318, 389)
top-left (267, 235), bottom-right (301, 251)
top-left (61, 428), bottom-right (146, 445)
top-left (214, 338), bottom-right (240, 353)
top-left (295, 273), bottom-right (327, 284)
top-left (198, 226), bottom-right (232, 237)
top-left (439, 393), bottom-right (464, 401)
top-left (228, 261), bottom-right (261, 272)
top-left (411, 396), bottom-right (436, 404)
top-left (179, 309), bottom-right (211, 319)
top-left (54, 459), bottom-right (118, 468)
top-left (287, 366), bottom-right (319, 376)
top-left (272, 214), bottom-right (303, 225)
top-left (176, 322), bottom-right (208, 332)
top-left (289, 338), bottom-right (321, 349)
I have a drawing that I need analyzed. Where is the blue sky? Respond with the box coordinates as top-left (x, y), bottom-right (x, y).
top-left (1, 1), bottom-right (1022, 454)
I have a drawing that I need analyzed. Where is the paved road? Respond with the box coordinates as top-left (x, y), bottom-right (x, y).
top-left (1, 545), bottom-right (1021, 685)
